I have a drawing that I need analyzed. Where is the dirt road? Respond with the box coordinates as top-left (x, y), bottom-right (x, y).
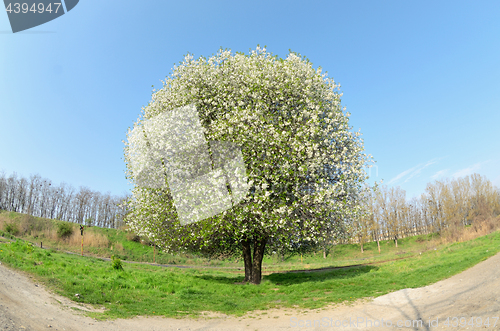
top-left (1, 252), bottom-right (499, 331)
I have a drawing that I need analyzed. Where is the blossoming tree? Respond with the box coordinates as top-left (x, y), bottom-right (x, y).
top-left (123, 46), bottom-right (370, 284)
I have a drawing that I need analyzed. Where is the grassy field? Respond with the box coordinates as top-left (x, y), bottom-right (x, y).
top-left (0, 210), bottom-right (454, 272)
top-left (0, 210), bottom-right (215, 266)
top-left (1, 210), bottom-right (500, 320)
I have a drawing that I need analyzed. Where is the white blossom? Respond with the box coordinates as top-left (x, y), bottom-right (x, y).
top-left (123, 46), bottom-right (371, 255)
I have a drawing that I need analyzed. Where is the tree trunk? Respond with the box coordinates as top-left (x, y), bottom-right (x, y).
top-left (323, 246), bottom-right (326, 259)
top-left (377, 239), bottom-right (380, 253)
top-left (241, 236), bottom-right (268, 285)
top-left (250, 237), bottom-right (267, 285)
top-left (242, 238), bottom-right (253, 282)
top-left (360, 242), bottom-right (364, 253)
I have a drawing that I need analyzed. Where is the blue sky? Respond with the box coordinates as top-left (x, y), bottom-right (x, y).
top-left (1, 0), bottom-right (499, 199)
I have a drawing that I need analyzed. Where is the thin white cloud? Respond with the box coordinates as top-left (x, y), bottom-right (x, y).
top-left (388, 159), bottom-right (438, 185)
top-left (404, 160), bottom-right (437, 183)
top-left (431, 169), bottom-right (449, 180)
top-left (452, 163), bottom-right (482, 179)
top-left (388, 166), bottom-right (418, 185)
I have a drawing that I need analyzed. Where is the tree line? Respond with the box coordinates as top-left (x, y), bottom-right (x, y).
top-left (0, 171), bottom-right (129, 229)
top-left (2, 168), bottom-right (498, 256)
top-left (353, 173), bottom-right (500, 252)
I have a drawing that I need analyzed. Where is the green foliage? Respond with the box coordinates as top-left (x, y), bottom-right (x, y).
top-left (111, 255), bottom-right (124, 271)
top-left (9, 239), bottom-right (34, 254)
top-left (5, 222), bottom-right (19, 235)
top-left (57, 222), bottom-right (73, 239)
top-left (22, 241), bottom-right (34, 254)
top-left (0, 230), bottom-right (15, 240)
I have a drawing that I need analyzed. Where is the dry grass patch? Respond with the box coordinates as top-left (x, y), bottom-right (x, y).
top-left (67, 230), bottom-right (109, 248)
top-left (437, 216), bottom-right (500, 246)
top-left (111, 242), bottom-right (124, 252)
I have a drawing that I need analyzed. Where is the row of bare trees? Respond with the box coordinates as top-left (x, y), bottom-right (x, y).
top-left (2, 169), bottom-right (498, 243)
top-left (0, 171), bottom-right (129, 228)
top-left (352, 173), bottom-right (500, 251)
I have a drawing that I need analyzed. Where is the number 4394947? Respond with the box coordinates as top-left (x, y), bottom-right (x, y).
top-left (5, 3), bottom-right (62, 14)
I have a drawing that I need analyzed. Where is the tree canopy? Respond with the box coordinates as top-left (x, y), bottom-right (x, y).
top-left (123, 46), bottom-right (370, 284)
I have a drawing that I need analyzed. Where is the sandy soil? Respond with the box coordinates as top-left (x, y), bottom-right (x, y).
top-left (1, 252), bottom-right (499, 331)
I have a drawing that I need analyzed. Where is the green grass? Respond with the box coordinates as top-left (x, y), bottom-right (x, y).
top-left (1, 230), bottom-right (499, 320)
top-left (0, 210), bottom-right (214, 266)
top-left (0, 209), bottom-right (471, 272)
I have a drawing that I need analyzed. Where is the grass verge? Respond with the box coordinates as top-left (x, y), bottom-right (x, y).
top-left (1, 230), bottom-right (499, 320)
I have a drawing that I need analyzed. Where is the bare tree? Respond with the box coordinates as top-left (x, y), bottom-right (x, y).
top-left (0, 171), bottom-right (129, 229)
